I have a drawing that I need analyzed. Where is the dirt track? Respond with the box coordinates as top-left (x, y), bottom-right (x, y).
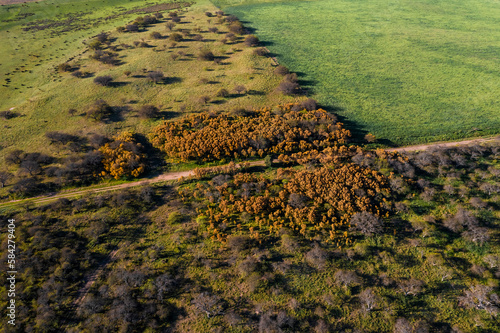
top-left (1, 137), bottom-right (499, 208)
top-left (387, 136), bottom-right (500, 153)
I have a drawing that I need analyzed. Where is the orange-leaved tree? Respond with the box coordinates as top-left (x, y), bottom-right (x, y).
top-left (98, 131), bottom-right (146, 179)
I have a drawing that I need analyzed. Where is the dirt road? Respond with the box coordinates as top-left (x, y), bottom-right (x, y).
top-left (1, 137), bottom-right (499, 208)
top-left (387, 136), bottom-right (500, 153)
top-left (0, 161), bottom-right (266, 208)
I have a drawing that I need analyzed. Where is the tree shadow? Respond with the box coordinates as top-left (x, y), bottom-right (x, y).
top-left (108, 81), bottom-right (129, 88)
top-left (164, 77), bottom-right (182, 84)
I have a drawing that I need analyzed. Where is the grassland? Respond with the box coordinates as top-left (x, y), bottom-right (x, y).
top-left (214, 0), bottom-right (500, 145)
top-left (0, 0), bottom-right (299, 168)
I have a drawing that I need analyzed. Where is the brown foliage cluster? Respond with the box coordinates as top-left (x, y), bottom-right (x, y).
top-left (98, 132), bottom-right (146, 179)
top-left (189, 164), bottom-right (390, 245)
top-left (150, 104), bottom-right (350, 162)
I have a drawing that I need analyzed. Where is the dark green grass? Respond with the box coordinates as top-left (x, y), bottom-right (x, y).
top-left (214, 0), bottom-right (500, 145)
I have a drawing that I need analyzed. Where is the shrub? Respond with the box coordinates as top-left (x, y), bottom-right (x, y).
top-left (253, 47), bottom-right (268, 56)
top-left (126, 24), bottom-right (139, 32)
top-left (57, 63), bottom-right (72, 72)
top-left (138, 105), bottom-right (159, 119)
top-left (5, 150), bottom-right (24, 165)
top-left (305, 244), bottom-right (328, 269)
top-left (10, 178), bottom-right (40, 197)
top-left (172, 16), bottom-right (181, 23)
top-left (208, 27), bottom-right (218, 33)
top-left (71, 70), bottom-right (85, 78)
top-left (0, 110), bottom-right (18, 119)
top-left (216, 88), bottom-right (229, 98)
top-left (98, 131), bottom-right (146, 179)
top-left (198, 95), bottom-right (210, 104)
top-left (150, 31), bottom-right (162, 39)
top-left (86, 99), bottom-right (113, 121)
top-left (169, 32), bottom-right (182, 41)
top-left (225, 32), bottom-right (237, 42)
top-left (244, 35), bottom-right (259, 47)
top-left (93, 75), bottom-right (113, 86)
top-left (234, 85), bottom-right (246, 94)
top-left (276, 80), bottom-right (299, 95)
top-left (350, 211), bottom-right (384, 236)
top-left (365, 133), bottom-right (377, 143)
top-left (165, 22), bottom-right (175, 31)
top-left (116, 26), bottom-right (125, 33)
top-left (147, 71), bottom-right (164, 83)
top-left (274, 65), bottom-right (289, 76)
top-left (229, 21), bottom-right (244, 35)
top-left (198, 49), bottom-right (215, 61)
top-left (0, 171), bottom-right (12, 188)
top-left (88, 39), bottom-right (102, 50)
top-left (193, 34), bottom-right (203, 41)
top-left (300, 98), bottom-right (317, 111)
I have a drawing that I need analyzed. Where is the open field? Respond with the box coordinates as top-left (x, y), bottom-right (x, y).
top-left (214, 0), bottom-right (500, 145)
top-left (0, 0), bottom-right (297, 167)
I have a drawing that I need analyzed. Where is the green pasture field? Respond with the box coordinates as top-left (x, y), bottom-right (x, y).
top-left (0, 0), bottom-right (297, 167)
top-left (214, 0), bottom-right (500, 145)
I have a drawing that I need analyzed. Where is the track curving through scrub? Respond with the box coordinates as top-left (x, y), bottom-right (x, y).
top-left (1, 136), bottom-right (499, 209)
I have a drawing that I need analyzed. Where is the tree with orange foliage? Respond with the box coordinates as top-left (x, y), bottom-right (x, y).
top-left (98, 132), bottom-right (146, 179)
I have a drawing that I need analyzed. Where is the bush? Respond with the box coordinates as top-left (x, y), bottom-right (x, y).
top-left (147, 71), bottom-right (164, 83)
top-left (253, 47), bottom-right (268, 56)
top-left (365, 133), bottom-right (377, 143)
top-left (244, 35), bottom-right (259, 47)
top-left (198, 49), bottom-right (215, 61)
top-left (169, 32), bottom-right (183, 41)
top-left (71, 70), bottom-right (85, 78)
top-left (86, 100), bottom-right (113, 121)
top-left (126, 24), bottom-right (139, 32)
top-left (216, 88), bottom-right (229, 98)
top-left (165, 22), bottom-right (175, 31)
top-left (276, 80), bottom-right (299, 95)
top-left (234, 85), bottom-right (246, 94)
top-left (93, 75), bottom-right (113, 86)
top-left (193, 34), bottom-right (204, 41)
top-left (208, 27), bottom-right (218, 33)
top-left (88, 39), bottom-right (102, 50)
top-left (229, 21), bottom-right (244, 35)
top-left (350, 211), bottom-right (384, 236)
top-left (57, 63), bottom-right (72, 72)
top-left (150, 31), bottom-right (162, 39)
top-left (274, 65), bottom-right (289, 76)
top-left (0, 110), bottom-right (18, 119)
top-left (300, 98), bottom-right (317, 111)
top-left (138, 105), bottom-right (159, 119)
